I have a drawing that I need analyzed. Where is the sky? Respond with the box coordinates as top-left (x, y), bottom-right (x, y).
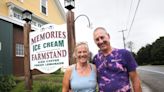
top-left (60, 0), bottom-right (164, 55)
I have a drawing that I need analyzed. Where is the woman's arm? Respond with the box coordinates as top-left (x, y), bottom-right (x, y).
top-left (62, 67), bottom-right (72, 92)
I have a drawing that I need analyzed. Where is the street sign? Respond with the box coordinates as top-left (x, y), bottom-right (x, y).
top-left (29, 24), bottom-right (68, 73)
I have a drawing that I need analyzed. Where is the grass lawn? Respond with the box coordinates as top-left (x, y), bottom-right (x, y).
top-left (5, 70), bottom-right (99, 92)
top-left (11, 72), bottom-right (64, 92)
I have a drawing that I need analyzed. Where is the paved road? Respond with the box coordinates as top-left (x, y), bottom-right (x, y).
top-left (141, 81), bottom-right (153, 92)
top-left (137, 65), bottom-right (164, 92)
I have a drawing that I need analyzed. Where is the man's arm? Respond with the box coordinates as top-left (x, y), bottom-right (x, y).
top-left (129, 71), bottom-right (142, 92)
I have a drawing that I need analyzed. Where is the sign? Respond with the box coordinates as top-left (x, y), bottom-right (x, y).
top-left (29, 24), bottom-right (68, 73)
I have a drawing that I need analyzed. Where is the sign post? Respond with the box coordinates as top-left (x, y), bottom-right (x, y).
top-left (24, 22), bottom-right (33, 91)
top-left (22, 10), bottom-right (33, 91)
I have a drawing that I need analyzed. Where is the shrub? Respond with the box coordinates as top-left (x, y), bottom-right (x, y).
top-left (0, 75), bottom-right (16, 92)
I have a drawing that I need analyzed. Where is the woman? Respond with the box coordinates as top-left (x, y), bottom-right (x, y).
top-left (62, 42), bottom-right (97, 92)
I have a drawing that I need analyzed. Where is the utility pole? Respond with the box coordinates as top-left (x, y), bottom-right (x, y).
top-left (119, 30), bottom-right (127, 49)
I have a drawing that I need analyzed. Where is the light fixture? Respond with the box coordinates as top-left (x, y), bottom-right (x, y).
top-left (64, 0), bottom-right (75, 10)
top-left (22, 10), bottom-right (32, 22)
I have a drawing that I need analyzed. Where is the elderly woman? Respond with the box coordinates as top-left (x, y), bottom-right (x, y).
top-left (62, 42), bottom-right (97, 92)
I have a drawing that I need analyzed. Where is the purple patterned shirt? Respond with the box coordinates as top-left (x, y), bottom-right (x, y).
top-left (93, 48), bottom-right (138, 92)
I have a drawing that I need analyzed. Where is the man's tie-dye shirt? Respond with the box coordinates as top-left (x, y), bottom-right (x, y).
top-left (93, 48), bottom-right (138, 92)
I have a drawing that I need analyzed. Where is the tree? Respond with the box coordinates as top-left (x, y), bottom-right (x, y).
top-left (126, 41), bottom-right (134, 52)
top-left (136, 36), bottom-right (164, 65)
top-left (136, 47), bottom-right (145, 65)
top-left (89, 51), bottom-right (93, 63)
top-left (151, 37), bottom-right (164, 64)
top-left (136, 44), bottom-right (152, 65)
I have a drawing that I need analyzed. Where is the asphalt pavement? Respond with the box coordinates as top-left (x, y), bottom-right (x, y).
top-left (137, 65), bottom-right (164, 92)
top-left (141, 82), bottom-right (153, 92)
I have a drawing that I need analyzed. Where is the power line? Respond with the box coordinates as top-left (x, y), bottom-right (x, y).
top-left (126, 0), bottom-right (141, 39)
top-left (125, 0), bottom-right (134, 30)
top-left (118, 0), bottom-right (133, 49)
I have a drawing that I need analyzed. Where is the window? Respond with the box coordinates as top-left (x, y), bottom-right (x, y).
top-left (16, 43), bottom-right (24, 57)
top-left (41, 0), bottom-right (48, 15)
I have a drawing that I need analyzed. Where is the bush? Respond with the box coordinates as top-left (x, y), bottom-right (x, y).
top-left (0, 75), bottom-right (16, 92)
top-left (11, 82), bottom-right (25, 92)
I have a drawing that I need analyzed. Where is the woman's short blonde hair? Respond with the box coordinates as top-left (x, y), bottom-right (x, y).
top-left (73, 42), bottom-right (90, 59)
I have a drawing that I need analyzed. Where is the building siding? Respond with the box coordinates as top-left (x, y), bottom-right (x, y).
top-left (0, 19), bottom-right (13, 76)
top-left (0, 0), bottom-right (66, 76)
top-left (13, 24), bottom-right (24, 76)
top-left (3, 0), bottom-right (65, 24)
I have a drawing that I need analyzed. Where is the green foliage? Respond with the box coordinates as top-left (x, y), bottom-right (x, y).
top-left (131, 52), bottom-right (137, 59)
top-left (11, 74), bottom-right (63, 92)
top-left (0, 75), bottom-right (16, 92)
top-left (36, 82), bottom-right (62, 92)
top-left (11, 82), bottom-right (25, 92)
top-left (33, 74), bottom-right (63, 92)
top-left (137, 47), bottom-right (146, 65)
top-left (151, 37), bottom-right (164, 64)
top-left (136, 36), bottom-right (164, 65)
top-left (52, 68), bottom-right (64, 75)
top-left (136, 44), bottom-right (152, 65)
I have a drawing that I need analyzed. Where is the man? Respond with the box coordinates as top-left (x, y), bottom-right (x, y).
top-left (93, 27), bottom-right (142, 92)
